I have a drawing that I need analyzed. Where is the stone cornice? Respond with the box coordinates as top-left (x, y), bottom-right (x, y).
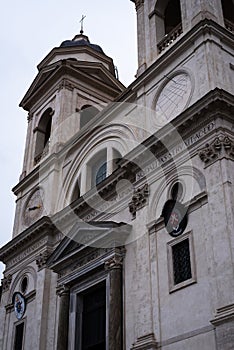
top-left (0, 217), bottom-right (56, 264)
top-left (211, 304), bottom-right (234, 326)
top-left (20, 60), bottom-right (124, 111)
top-left (129, 19), bottom-right (234, 89)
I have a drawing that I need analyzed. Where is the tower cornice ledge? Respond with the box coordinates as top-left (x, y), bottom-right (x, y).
top-left (0, 216), bottom-right (57, 264)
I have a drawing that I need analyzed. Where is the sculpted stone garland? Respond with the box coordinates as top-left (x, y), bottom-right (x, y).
top-left (129, 184), bottom-right (149, 219)
top-left (199, 136), bottom-right (234, 165)
top-left (1, 274), bottom-right (12, 293)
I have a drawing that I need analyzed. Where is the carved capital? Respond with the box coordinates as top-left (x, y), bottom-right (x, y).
top-left (27, 112), bottom-right (33, 122)
top-left (1, 274), bottom-right (12, 293)
top-left (36, 251), bottom-right (49, 269)
top-left (105, 255), bottom-right (123, 270)
top-left (199, 136), bottom-right (234, 165)
top-left (129, 183), bottom-right (149, 219)
top-left (131, 0), bottom-right (144, 11)
top-left (56, 285), bottom-right (70, 297)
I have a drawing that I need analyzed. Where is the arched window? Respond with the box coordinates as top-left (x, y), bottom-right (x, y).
top-left (84, 148), bottom-right (122, 192)
top-left (34, 108), bottom-right (53, 164)
top-left (80, 105), bottom-right (99, 129)
top-left (221, 0), bottom-right (234, 28)
top-left (71, 179), bottom-right (81, 203)
top-left (156, 0), bottom-right (183, 53)
top-left (90, 149), bottom-right (107, 188)
top-left (96, 162), bottom-right (107, 185)
top-left (164, 0), bottom-right (182, 35)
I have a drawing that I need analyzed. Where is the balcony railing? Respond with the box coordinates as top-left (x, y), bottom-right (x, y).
top-left (224, 19), bottom-right (234, 33)
top-left (157, 23), bottom-right (183, 54)
top-left (34, 144), bottom-right (49, 166)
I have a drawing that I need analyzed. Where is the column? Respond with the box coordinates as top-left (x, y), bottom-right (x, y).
top-left (56, 286), bottom-right (70, 350)
top-left (105, 255), bottom-right (123, 350)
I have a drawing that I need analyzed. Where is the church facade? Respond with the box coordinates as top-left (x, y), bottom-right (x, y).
top-left (0, 1), bottom-right (234, 349)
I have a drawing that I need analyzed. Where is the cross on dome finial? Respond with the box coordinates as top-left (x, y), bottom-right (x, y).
top-left (79, 15), bottom-right (86, 34)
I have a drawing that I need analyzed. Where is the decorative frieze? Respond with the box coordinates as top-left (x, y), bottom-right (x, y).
top-left (199, 136), bottom-right (234, 165)
top-left (1, 274), bottom-right (12, 293)
top-left (129, 184), bottom-right (149, 219)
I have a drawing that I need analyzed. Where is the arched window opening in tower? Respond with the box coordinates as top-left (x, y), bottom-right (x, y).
top-left (34, 108), bottom-right (53, 165)
top-left (157, 0), bottom-right (183, 53)
top-left (80, 105), bottom-right (99, 129)
top-left (164, 0), bottom-right (182, 35)
top-left (221, 0), bottom-right (234, 30)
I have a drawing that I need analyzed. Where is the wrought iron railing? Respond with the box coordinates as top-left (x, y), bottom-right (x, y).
top-left (157, 23), bottom-right (183, 54)
top-left (224, 19), bottom-right (234, 33)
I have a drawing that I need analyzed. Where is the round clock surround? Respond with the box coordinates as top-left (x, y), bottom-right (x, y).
top-left (23, 188), bottom-right (44, 226)
top-left (154, 71), bottom-right (193, 123)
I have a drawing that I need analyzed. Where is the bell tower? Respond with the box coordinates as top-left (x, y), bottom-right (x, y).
top-left (131, 0), bottom-right (234, 77)
top-left (130, 0), bottom-right (234, 126)
top-left (12, 31), bottom-right (124, 237)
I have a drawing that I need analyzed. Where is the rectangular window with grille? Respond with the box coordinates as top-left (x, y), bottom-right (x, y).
top-left (167, 232), bottom-right (196, 292)
top-left (172, 238), bottom-right (192, 285)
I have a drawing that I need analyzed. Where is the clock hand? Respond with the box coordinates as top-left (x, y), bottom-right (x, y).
top-left (28, 205), bottom-right (41, 211)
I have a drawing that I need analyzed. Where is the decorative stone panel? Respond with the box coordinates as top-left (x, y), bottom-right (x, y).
top-left (1, 274), bottom-right (12, 293)
top-left (36, 250), bottom-right (50, 270)
top-left (199, 136), bottom-right (234, 166)
top-left (129, 184), bottom-right (149, 219)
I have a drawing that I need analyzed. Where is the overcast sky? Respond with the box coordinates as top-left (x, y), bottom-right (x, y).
top-left (0, 0), bottom-right (137, 278)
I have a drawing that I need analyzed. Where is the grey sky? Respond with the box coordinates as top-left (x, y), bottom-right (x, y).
top-left (0, 0), bottom-right (137, 278)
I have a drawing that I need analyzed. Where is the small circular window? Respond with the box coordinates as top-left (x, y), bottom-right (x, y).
top-left (171, 182), bottom-right (183, 201)
top-left (20, 276), bottom-right (28, 294)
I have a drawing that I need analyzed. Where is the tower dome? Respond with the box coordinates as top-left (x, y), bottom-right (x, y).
top-left (60, 33), bottom-right (105, 54)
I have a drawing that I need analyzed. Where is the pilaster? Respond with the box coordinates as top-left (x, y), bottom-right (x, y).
top-left (56, 285), bottom-right (70, 350)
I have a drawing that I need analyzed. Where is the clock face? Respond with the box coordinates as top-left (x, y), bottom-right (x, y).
top-left (155, 73), bottom-right (192, 122)
top-left (23, 188), bottom-right (44, 226)
top-left (13, 292), bottom-right (26, 320)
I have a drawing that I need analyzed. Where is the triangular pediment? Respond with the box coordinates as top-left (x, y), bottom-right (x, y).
top-left (47, 221), bottom-right (131, 271)
top-left (20, 60), bottom-right (125, 111)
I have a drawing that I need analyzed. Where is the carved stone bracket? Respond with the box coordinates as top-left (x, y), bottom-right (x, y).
top-left (131, 0), bottom-right (144, 11)
top-left (129, 184), bottom-right (149, 219)
top-left (1, 274), bottom-right (12, 293)
top-left (105, 255), bottom-right (123, 270)
top-left (36, 251), bottom-right (50, 270)
top-left (56, 285), bottom-right (70, 297)
top-left (199, 136), bottom-right (234, 166)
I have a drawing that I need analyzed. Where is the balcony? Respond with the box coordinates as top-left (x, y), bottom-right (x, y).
top-left (157, 23), bottom-right (183, 54)
top-left (224, 18), bottom-right (234, 32)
